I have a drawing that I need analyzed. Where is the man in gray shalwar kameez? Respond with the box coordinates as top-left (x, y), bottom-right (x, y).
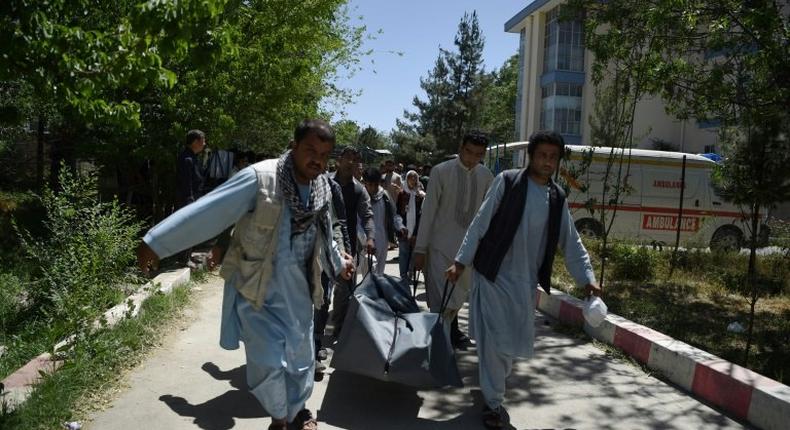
top-left (447, 130), bottom-right (601, 430)
top-left (137, 120), bottom-right (354, 430)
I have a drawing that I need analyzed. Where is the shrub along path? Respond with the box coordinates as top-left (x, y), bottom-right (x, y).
top-left (552, 240), bottom-right (790, 385)
top-left (85, 252), bottom-right (742, 429)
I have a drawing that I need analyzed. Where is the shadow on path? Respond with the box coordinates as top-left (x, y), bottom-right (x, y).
top-left (159, 363), bottom-right (267, 430)
top-left (318, 370), bottom-right (516, 430)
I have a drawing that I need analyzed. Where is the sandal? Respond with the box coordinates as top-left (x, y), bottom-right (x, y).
top-left (482, 405), bottom-right (506, 429)
top-left (289, 409), bottom-right (318, 430)
top-left (268, 419), bottom-right (287, 430)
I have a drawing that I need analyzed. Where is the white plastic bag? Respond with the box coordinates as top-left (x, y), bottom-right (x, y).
top-left (583, 296), bottom-right (608, 327)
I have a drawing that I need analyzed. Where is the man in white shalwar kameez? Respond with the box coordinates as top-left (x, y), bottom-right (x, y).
top-left (414, 132), bottom-right (494, 347)
top-left (137, 120), bottom-right (353, 430)
top-left (447, 131), bottom-right (601, 430)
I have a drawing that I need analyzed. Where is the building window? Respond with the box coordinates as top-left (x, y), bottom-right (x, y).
top-left (703, 145), bottom-right (717, 153)
top-left (540, 82), bottom-right (583, 135)
top-left (543, 6), bottom-right (584, 73)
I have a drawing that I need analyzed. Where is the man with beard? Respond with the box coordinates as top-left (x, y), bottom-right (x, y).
top-left (137, 119), bottom-right (354, 430)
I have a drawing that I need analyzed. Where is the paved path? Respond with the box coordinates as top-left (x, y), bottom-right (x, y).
top-left (87, 251), bottom-right (744, 429)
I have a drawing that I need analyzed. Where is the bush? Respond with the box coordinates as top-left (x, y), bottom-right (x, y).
top-left (609, 244), bottom-right (656, 282)
top-left (717, 266), bottom-right (786, 297)
top-left (0, 273), bottom-right (24, 336)
top-left (15, 164), bottom-right (143, 338)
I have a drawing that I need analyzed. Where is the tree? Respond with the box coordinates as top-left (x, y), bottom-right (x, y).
top-left (1, 1), bottom-right (370, 221)
top-left (390, 120), bottom-right (437, 166)
top-left (357, 126), bottom-right (389, 149)
top-left (402, 11), bottom-right (485, 157)
top-left (564, 0), bottom-right (669, 286)
top-left (333, 119), bottom-right (362, 146)
top-left (0, 0), bottom-right (230, 131)
top-left (568, 0), bottom-right (790, 365)
top-left (646, 0), bottom-right (789, 366)
top-left (479, 55), bottom-right (519, 145)
top-left (444, 11), bottom-right (486, 148)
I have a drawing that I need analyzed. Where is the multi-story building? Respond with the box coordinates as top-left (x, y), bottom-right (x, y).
top-left (505, 0), bottom-right (719, 154)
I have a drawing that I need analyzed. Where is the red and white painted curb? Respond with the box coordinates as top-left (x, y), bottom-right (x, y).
top-left (536, 288), bottom-right (790, 430)
top-left (0, 268), bottom-right (191, 410)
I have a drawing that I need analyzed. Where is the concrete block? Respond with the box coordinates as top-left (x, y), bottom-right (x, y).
top-left (583, 317), bottom-right (616, 344)
top-left (691, 358), bottom-right (782, 422)
top-left (558, 298), bottom-right (584, 327)
top-left (647, 338), bottom-right (701, 391)
top-left (749, 383), bottom-right (790, 430)
top-left (154, 268), bottom-right (191, 294)
top-left (536, 289), bottom-right (561, 319)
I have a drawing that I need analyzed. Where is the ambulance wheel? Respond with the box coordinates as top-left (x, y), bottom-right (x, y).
top-left (575, 219), bottom-right (603, 239)
top-left (710, 226), bottom-right (743, 252)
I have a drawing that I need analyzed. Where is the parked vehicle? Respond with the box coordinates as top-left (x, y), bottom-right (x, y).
top-left (486, 142), bottom-right (768, 250)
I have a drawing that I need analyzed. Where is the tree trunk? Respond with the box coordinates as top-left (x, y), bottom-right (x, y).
top-left (600, 234), bottom-right (608, 287)
top-left (743, 203), bottom-right (760, 365)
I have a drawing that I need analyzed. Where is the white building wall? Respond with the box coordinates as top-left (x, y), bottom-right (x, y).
top-left (508, 0), bottom-right (719, 154)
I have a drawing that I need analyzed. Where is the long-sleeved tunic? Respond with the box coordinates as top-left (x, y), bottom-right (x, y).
top-left (455, 173), bottom-right (595, 408)
top-left (414, 157), bottom-right (493, 312)
top-left (144, 166), bottom-right (341, 422)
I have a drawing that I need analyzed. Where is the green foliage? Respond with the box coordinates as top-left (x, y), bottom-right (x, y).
top-left (396, 15), bottom-right (518, 164)
top-left (478, 55), bottom-right (519, 144)
top-left (0, 0), bottom-right (230, 130)
top-left (1, 1), bottom-right (370, 220)
top-left (714, 125), bottom-right (790, 219)
top-left (609, 244), bottom-right (656, 282)
top-left (553, 239), bottom-right (790, 383)
top-left (390, 123), bottom-right (437, 166)
top-left (333, 119), bottom-right (362, 146)
top-left (0, 273), bottom-right (24, 335)
top-left (716, 253), bottom-right (789, 297)
top-left (356, 126), bottom-right (389, 149)
top-left (401, 12), bottom-right (486, 158)
top-left (15, 164), bottom-right (143, 338)
top-left (0, 282), bottom-right (193, 429)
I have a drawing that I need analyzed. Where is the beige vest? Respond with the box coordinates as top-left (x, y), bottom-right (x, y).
top-left (219, 160), bottom-right (329, 310)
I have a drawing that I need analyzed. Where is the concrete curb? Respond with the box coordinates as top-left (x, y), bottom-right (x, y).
top-left (536, 288), bottom-right (790, 430)
top-left (0, 268), bottom-right (191, 410)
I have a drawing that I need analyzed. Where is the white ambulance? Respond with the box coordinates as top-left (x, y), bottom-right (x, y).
top-left (485, 142), bottom-right (763, 250)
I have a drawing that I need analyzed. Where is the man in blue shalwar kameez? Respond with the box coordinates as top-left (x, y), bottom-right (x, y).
top-left (446, 130), bottom-right (601, 430)
top-left (137, 119), bottom-right (354, 430)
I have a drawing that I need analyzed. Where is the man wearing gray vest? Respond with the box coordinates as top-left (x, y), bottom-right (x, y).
top-left (447, 130), bottom-right (600, 430)
top-left (137, 119), bottom-right (353, 430)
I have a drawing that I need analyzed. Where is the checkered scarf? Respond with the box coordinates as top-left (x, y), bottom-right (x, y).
top-left (276, 150), bottom-right (330, 236)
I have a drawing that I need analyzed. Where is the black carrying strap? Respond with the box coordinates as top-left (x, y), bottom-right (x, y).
top-left (411, 270), bottom-right (421, 299)
top-left (350, 252), bottom-right (374, 294)
top-left (437, 280), bottom-right (457, 320)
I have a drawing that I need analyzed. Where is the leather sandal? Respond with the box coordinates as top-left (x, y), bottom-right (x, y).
top-left (289, 409), bottom-right (318, 430)
top-left (268, 418), bottom-right (287, 430)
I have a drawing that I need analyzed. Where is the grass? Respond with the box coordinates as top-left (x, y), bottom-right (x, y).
top-left (767, 217), bottom-right (790, 249)
top-left (552, 239), bottom-right (790, 384)
top-left (0, 282), bottom-right (195, 429)
top-left (0, 278), bottom-right (138, 381)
